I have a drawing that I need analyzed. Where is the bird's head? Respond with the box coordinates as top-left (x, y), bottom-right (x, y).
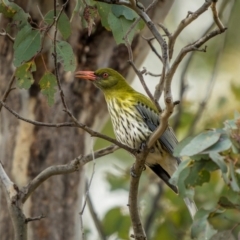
top-left (75, 68), bottom-right (132, 94)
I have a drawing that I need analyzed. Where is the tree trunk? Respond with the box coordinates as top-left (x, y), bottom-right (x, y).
top-left (0, 0), bottom-right (174, 239)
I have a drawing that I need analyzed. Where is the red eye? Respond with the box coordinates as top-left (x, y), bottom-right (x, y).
top-left (103, 72), bottom-right (108, 78)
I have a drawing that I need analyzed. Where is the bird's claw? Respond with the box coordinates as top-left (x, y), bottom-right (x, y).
top-left (137, 141), bottom-right (147, 153)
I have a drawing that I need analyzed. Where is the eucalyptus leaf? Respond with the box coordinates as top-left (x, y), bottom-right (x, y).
top-left (112, 5), bottom-right (138, 20)
top-left (13, 25), bottom-right (41, 67)
top-left (191, 209), bottom-right (218, 240)
top-left (54, 41), bottom-right (76, 72)
top-left (44, 10), bottom-right (71, 39)
top-left (15, 61), bottom-right (36, 89)
top-left (218, 196), bottom-right (240, 210)
top-left (39, 72), bottom-right (57, 106)
top-left (209, 152), bottom-right (227, 173)
top-left (179, 131), bottom-right (221, 156)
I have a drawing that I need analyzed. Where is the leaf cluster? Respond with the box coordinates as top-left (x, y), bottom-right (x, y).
top-left (0, 0), bottom-right (76, 105)
top-left (171, 112), bottom-right (240, 239)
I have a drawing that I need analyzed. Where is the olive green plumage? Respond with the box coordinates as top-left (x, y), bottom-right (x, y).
top-left (75, 67), bottom-right (197, 219)
top-left (92, 68), bottom-right (180, 189)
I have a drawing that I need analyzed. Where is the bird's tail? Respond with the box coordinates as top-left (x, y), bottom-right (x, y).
top-left (184, 197), bottom-right (198, 220)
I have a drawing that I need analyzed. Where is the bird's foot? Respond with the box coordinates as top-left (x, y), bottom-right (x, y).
top-left (137, 141), bottom-right (147, 154)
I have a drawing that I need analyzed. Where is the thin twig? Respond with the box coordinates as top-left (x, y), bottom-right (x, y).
top-left (0, 72), bottom-right (15, 112)
top-left (0, 29), bottom-right (15, 42)
top-left (0, 100), bottom-right (75, 127)
top-left (157, 23), bottom-right (171, 38)
top-left (123, 0), bottom-right (158, 46)
top-left (137, 10), bottom-right (168, 101)
top-left (168, 0), bottom-right (213, 60)
top-left (87, 193), bottom-right (106, 240)
top-left (21, 144), bottom-right (119, 203)
top-left (80, 141), bottom-right (96, 240)
top-left (36, 4), bottom-right (44, 20)
top-left (141, 36), bottom-right (162, 62)
top-left (187, 15), bottom-right (230, 136)
top-left (129, 61), bottom-right (161, 113)
top-left (142, 67), bottom-right (161, 77)
top-left (167, 28), bottom-right (227, 91)
top-left (65, 109), bottom-right (135, 153)
top-left (172, 0), bottom-right (229, 131)
top-left (0, 100), bottom-right (134, 153)
top-left (25, 214), bottom-right (45, 223)
top-left (53, 0), bottom-right (70, 111)
top-left (144, 183), bottom-right (163, 237)
top-left (172, 53), bottom-right (193, 130)
top-left (211, 1), bottom-right (225, 30)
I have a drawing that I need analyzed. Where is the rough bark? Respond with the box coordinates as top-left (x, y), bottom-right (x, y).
top-left (0, 0), bottom-right (174, 239)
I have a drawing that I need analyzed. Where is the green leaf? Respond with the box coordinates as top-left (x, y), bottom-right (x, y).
top-left (102, 207), bottom-right (131, 238)
top-left (177, 165), bottom-right (193, 198)
top-left (15, 61), bottom-right (36, 89)
top-left (191, 209), bottom-right (218, 240)
top-left (179, 131), bottom-right (221, 157)
top-left (97, 3), bottom-right (144, 44)
top-left (218, 196), bottom-right (240, 210)
top-left (111, 5), bottom-right (138, 20)
top-left (54, 41), bottom-right (76, 72)
top-left (170, 159), bottom-right (192, 186)
top-left (96, 2), bottom-right (111, 30)
top-left (108, 12), bottom-right (141, 45)
top-left (203, 133), bottom-right (231, 153)
top-left (174, 136), bottom-right (192, 157)
top-left (229, 161), bottom-right (240, 192)
top-left (0, 0), bottom-right (18, 18)
top-left (13, 25), bottom-right (41, 67)
top-left (39, 72), bottom-right (57, 106)
top-left (224, 117), bottom-right (240, 153)
top-left (185, 162), bottom-right (210, 187)
top-left (44, 10), bottom-right (71, 40)
top-left (211, 231), bottom-right (235, 240)
top-left (209, 152), bottom-right (227, 173)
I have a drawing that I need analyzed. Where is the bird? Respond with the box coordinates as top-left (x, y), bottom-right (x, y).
top-left (75, 68), bottom-right (197, 219)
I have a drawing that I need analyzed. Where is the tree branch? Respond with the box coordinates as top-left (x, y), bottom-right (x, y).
top-left (211, 1), bottom-right (225, 30)
top-left (0, 163), bottom-right (27, 240)
top-left (53, 0), bottom-right (70, 111)
top-left (128, 146), bottom-right (150, 240)
top-left (167, 28), bottom-right (227, 90)
top-left (0, 72), bottom-right (15, 112)
top-left (187, 24), bottom-right (230, 135)
top-left (0, 29), bottom-right (15, 42)
top-left (21, 144), bottom-right (119, 203)
top-left (0, 100), bottom-right (134, 153)
top-left (168, 0), bottom-right (213, 60)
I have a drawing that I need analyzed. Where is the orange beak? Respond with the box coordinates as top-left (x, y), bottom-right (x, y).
top-left (75, 71), bottom-right (96, 81)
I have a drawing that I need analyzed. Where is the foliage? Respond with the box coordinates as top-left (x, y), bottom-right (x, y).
top-left (0, 0), bottom-right (77, 106)
top-left (96, 3), bottom-right (144, 44)
top-left (171, 113), bottom-right (240, 239)
top-left (0, 0), bottom-right (144, 106)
